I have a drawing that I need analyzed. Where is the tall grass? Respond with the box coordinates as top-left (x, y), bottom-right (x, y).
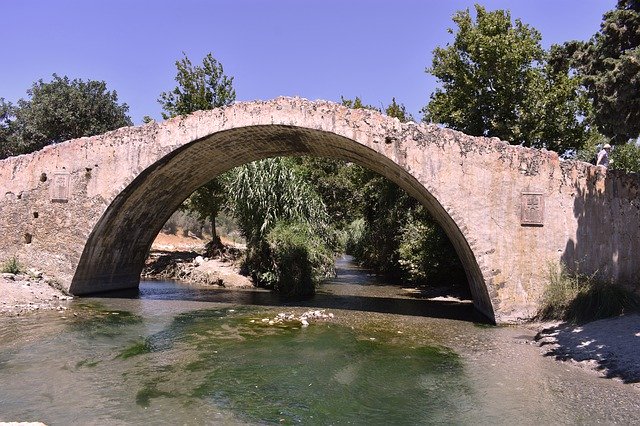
top-left (538, 263), bottom-right (640, 324)
top-left (1, 257), bottom-right (23, 274)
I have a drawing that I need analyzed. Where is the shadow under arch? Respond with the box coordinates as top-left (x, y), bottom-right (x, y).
top-left (69, 124), bottom-right (495, 322)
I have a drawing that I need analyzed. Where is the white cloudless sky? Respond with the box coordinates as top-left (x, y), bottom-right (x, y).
top-left (1, 0), bottom-right (612, 124)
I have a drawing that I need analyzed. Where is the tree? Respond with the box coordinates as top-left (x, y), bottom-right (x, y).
top-left (424, 5), bottom-right (588, 152)
top-left (158, 52), bottom-right (235, 119)
top-left (385, 97), bottom-right (415, 122)
top-left (611, 140), bottom-right (640, 172)
top-left (225, 158), bottom-right (334, 295)
top-left (226, 158), bottom-right (330, 248)
top-left (158, 52), bottom-right (236, 252)
top-left (0, 75), bottom-right (132, 158)
top-left (560, 0), bottom-right (640, 143)
top-left (0, 99), bottom-right (16, 159)
top-left (337, 97), bottom-right (465, 285)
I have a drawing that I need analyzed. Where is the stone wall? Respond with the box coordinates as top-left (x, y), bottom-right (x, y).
top-left (1, 97), bottom-right (638, 323)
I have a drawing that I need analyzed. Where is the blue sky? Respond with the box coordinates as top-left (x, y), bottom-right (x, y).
top-left (2, 0), bottom-right (612, 124)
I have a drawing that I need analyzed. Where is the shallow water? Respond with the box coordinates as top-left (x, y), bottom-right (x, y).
top-left (0, 257), bottom-right (638, 425)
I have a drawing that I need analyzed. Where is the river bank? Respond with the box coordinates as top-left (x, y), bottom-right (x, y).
top-left (0, 272), bottom-right (72, 316)
top-left (533, 314), bottom-right (640, 385)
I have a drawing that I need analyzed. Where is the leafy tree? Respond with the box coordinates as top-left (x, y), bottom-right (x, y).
top-left (339, 95), bottom-right (380, 112)
top-left (611, 140), bottom-right (640, 172)
top-left (0, 75), bottom-right (132, 158)
top-left (265, 221), bottom-right (335, 298)
top-left (385, 97), bottom-right (415, 122)
top-left (288, 157), bottom-right (362, 231)
top-left (337, 97), bottom-right (465, 285)
top-left (424, 5), bottom-right (588, 152)
top-left (0, 99), bottom-right (16, 159)
top-left (559, 0), bottom-right (640, 143)
top-left (158, 52), bottom-right (236, 252)
top-left (226, 158), bottom-right (330, 247)
top-left (225, 158), bottom-right (333, 292)
top-left (158, 52), bottom-right (235, 119)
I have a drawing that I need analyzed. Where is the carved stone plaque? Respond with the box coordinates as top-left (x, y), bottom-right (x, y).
top-left (51, 172), bottom-right (70, 203)
top-left (521, 192), bottom-right (544, 226)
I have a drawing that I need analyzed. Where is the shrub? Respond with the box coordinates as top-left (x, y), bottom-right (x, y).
top-left (538, 263), bottom-right (640, 323)
top-left (398, 215), bottom-right (466, 285)
top-left (1, 257), bottom-right (23, 274)
top-left (261, 221), bottom-right (335, 299)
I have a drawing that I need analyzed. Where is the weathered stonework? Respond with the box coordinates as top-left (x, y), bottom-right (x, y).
top-left (1, 97), bottom-right (638, 323)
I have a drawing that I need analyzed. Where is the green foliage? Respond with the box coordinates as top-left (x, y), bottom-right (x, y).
top-left (0, 99), bottom-right (16, 158)
top-left (611, 140), bottom-right (640, 173)
top-left (576, 132), bottom-right (640, 173)
top-left (1, 257), bottom-right (22, 274)
top-left (337, 97), bottom-right (464, 286)
top-left (288, 157), bottom-right (363, 231)
top-left (226, 157), bottom-right (335, 292)
top-left (226, 158), bottom-right (330, 247)
top-left (347, 174), bottom-right (408, 276)
top-left (538, 263), bottom-right (640, 324)
top-left (158, 52), bottom-right (236, 119)
top-left (424, 5), bottom-right (588, 152)
top-left (340, 95), bottom-right (380, 111)
top-left (262, 221), bottom-right (335, 298)
top-left (0, 74), bottom-right (132, 158)
top-left (559, 1), bottom-right (640, 143)
top-left (158, 52), bottom-right (236, 251)
top-left (181, 179), bottom-right (227, 242)
top-left (346, 170), bottom-right (464, 284)
top-left (385, 97), bottom-right (414, 122)
top-left (398, 211), bottom-right (466, 285)
top-left (344, 218), bottom-right (366, 255)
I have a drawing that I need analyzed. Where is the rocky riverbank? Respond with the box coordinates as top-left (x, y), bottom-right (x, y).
top-left (0, 270), bottom-right (72, 316)
top-left (534, 314), bottom-right (640, 386)
top-left (142, 250), bottom-right (254, 289)
top-left (141, 231), bottom-right (253, 289)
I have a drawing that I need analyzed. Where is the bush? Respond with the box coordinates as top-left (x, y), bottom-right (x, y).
top-left (259, 221), bottom-right (335, 299)
top-left (1, 257), bottom-right (22, 274)
top-left (538, 263), bottom-right (640, 323)
top-left (344, 218), bottom-right (365, 255)
top-left (398, 215), bottom-right (466, 285)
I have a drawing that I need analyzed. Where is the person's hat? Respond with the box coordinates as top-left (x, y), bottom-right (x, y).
top-left (603, 143), bottom-right (612, 149)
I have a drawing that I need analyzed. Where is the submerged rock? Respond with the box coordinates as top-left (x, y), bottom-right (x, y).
top-left (258, 309), bottom-right (335, 328)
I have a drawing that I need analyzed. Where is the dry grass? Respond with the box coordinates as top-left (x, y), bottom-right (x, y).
top-left (538, 263), bottom-right (640, 324)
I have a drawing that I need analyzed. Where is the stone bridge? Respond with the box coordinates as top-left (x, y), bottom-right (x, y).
top-left (1, 97), bottom-right (638, 323)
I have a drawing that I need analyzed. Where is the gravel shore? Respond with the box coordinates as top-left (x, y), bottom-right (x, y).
top-left (0, 271), bottom-right (72, 316)
top-left (535, 314), bottom-right (640, 386)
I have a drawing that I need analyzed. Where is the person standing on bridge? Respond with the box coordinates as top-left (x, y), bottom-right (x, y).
top-left (596, 143), bottom-right (611, 168)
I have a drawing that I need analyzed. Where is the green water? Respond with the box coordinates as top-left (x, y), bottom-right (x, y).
top-left (0, 304), bottom-right (470, 424)
top-left (1, 258), bottom-right (639, 424)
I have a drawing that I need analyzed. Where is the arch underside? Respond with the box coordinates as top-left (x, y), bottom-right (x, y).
top-left (70, 125), bottom-right (495, 322)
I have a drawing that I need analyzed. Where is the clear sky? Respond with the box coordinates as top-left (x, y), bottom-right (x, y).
top-left (2, 0), bottom-right (612, 124)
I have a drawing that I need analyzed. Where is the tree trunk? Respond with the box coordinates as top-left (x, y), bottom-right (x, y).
top-left (206, 213), bottom-right (224, 257)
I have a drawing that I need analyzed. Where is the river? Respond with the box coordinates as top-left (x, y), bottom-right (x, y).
top-left (0, 256), bottom-right (638, 424)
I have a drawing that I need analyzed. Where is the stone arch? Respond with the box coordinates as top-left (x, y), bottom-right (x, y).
top-left (69, 123), bottom-right (495, 321)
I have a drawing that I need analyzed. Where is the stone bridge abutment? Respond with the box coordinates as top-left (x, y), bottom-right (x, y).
top-left (1, 97), bottom-right (638, 323)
